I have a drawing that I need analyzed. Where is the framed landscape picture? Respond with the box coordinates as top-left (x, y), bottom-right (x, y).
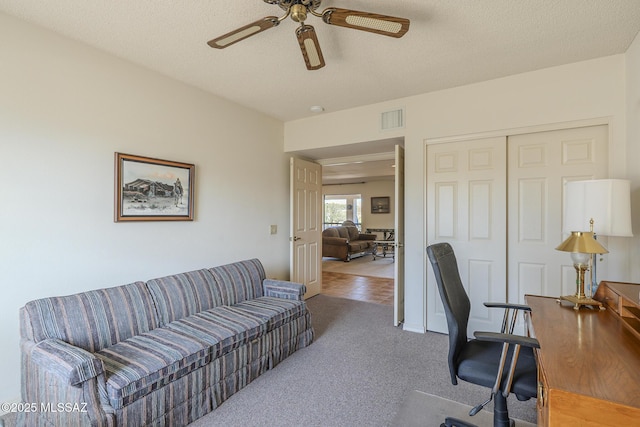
top-left (371, 196), bottom-right (390, 214)
top-left (114, 153), bottom-right (195, 222)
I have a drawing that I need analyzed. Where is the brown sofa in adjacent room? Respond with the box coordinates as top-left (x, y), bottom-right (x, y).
top-left (322, 226), bottom-right (376, 261)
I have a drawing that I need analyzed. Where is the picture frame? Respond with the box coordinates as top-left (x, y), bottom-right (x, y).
top-left (114, 152), bottom-right (195, 222)
top-left (371, 196), bottom-right (390, 214)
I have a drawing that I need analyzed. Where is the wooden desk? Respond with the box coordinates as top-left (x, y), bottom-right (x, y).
top-left (526, 289), bottom-right (640, 426)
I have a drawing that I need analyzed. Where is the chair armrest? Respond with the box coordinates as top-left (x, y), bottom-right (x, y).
top-left (483, 302), bottom-right (531, 312)
top-left (357, 234), bottom-right (377, 241)
top-left (30, 339), bottom-right (104, 386)
top-left (474, 331), bottom-right (540, 349)
top-left (323, 236), bottom-right (348, 245)
top-left (263, 279), bottom-right (307, 300)
top-left (484, 302), bottom-right (533, 334)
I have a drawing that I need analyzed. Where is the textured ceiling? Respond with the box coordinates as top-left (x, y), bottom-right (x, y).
top-left (2, 0), bottom-right (640, 123)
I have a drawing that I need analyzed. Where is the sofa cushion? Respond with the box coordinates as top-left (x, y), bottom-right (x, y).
top-left (208, 259), bottom-right (266, 306)
top-left (164, 306), bottom-right (267, 358)
top-left (96, 327), bottom-right (210, 409)
top-left (146, 268), bottom-right (221, 325)
top-left (322, 228), bottom-right (339, 238)
top-left (231, 297), bottom-right (306, 331)
top-left (23, 281), bottom-right (158, 352)
top-left (345, 226), bottom-right (360, 241)
top-left (348, 241), bottom-right (372, 252)
top-left (336, 227), bottom-right (350, 239)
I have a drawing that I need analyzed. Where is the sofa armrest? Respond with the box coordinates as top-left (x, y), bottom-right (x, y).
top-left (31, 339), bottom-right (104, 387)
top-left (358, 233), bottom-right (377, 241)
top-left (22, 339), bottom-right (114, 426)
top-left (323, 236), bottom-right (348, 245)
top-left (263, 279), bottom-right (307, 301)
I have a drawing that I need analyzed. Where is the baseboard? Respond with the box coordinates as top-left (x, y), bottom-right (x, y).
top-left (402, 323), bottom-right (426, 333)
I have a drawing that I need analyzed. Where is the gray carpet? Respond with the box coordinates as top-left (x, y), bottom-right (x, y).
top-left (392, 390), bottom-right (536, 427)
top-left (188, 294), bottom-right (537, 426)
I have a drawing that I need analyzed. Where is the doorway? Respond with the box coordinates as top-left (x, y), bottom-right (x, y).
top-left (321, 186), bottom-right (395, 305)
top-left (290, 138), bottom-right (404, 315)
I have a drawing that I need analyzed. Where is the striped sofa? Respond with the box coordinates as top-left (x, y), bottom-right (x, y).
top-left (19, 259), bottom-right (314, 427)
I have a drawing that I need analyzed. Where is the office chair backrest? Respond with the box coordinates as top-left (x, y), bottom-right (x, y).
top-left (426, 242), bottom-right (470, 385)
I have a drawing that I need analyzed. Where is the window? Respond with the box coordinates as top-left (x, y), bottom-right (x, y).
top-left (323, 194), bottom-right (362, 229)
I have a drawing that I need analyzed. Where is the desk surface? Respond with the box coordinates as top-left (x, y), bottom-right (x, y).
top-left (526, 295), bottom-right (640, 410)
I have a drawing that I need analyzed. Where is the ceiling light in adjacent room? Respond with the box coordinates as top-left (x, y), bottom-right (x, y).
top-left (310, 105), bottom-right (325, 113)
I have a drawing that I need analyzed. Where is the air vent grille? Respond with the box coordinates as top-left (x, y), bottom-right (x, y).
top-left (381, 108), bottom-right (404, 130)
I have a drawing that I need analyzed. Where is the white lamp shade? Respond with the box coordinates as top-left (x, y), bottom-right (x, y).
top-left (563, 179), bottom-right (633, 237)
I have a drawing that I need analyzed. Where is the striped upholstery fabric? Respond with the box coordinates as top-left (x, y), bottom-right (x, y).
top-left (30, 338), bottom-right (104, 386)
top-left (231, 297), bottom-right (306, 331)
top-left (146, 269), bottom-right (221, 325)
top-left (112, 363), bottom-right (215, 427)
top-left (23, 281), bottom-right (158, 352)
top-left (164, 306), bottom-right (267, 358)
top-left (208, 259), bottom-right (266, 306)
top-left (20, 340), bottom-right (116, 427)
top-left (263, 278), bottom-right (307, 300)
top-left (96, 328), bottom-right (210, 409)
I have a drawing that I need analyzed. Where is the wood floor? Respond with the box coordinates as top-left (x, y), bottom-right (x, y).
top-left (321, 270), bottom-right (394, 306)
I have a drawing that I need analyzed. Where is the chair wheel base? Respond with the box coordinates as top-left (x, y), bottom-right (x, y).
top-left (441, 417), bottom-right (477, 427)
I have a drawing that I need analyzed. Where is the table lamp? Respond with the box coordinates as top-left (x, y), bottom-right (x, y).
top-left (563, 179), bottom-right (633, 294)
top-left (555, 231), bottom-right (608, 310)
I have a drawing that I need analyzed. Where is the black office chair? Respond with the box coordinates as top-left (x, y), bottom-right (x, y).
top-left (426, 243), bottom-right (539, 427)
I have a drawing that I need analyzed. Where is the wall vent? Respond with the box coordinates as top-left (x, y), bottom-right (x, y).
top-left (381, 108), bottom-right (404, 130)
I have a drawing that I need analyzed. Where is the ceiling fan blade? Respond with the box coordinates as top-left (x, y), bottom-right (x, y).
top-left (208, 16), bottom-right (280, 49)
top-left (322, 8), bottom-right (410, 38)
top-left (296, 25), bottom-right (325, 71)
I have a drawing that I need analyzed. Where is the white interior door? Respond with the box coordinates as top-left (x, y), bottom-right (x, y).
top-left (290, 157), bottom-right (322, 298)
top-left (507, 125), bottom-right (608, 303)
top-left (394, 145), bottom-right (405, 326)
top-left (426, 137), bottom-right (507, 335)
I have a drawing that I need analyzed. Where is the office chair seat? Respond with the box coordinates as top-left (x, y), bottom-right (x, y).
top-left (457, 340), bottom-right (537, 400)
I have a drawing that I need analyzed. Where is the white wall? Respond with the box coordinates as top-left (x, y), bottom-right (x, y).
top-left (0, 13), bottom-right (290, 405)
top-left (285, 54), bottom-right (632, 333)
top-left (323, 181), bottom-right (395, 232)
top-left (626, 31), bottom-right (640, 280)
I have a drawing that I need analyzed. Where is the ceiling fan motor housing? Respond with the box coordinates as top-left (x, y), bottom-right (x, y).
top-left (291, 4), bottom-right (307, 22)
top-left (266, 0), bottom-right (322, 13)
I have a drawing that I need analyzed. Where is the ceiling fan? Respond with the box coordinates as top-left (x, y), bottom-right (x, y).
top-left (207, 0), bottom-right (410, 70)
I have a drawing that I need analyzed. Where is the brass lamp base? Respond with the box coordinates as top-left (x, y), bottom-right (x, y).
top-left (559, 294), bottom-right (605, 311)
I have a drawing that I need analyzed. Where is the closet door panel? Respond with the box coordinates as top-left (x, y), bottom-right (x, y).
top-left (508, 125), bottom-right (608, 304)
top-left (427, 136), bottom-right (507, 335)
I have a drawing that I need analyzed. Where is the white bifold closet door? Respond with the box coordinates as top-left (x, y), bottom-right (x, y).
top-left (427, 125), bottom-right (608, 335)
top-left (427, 136), bottom-right (507, 335)
top-left (507, 125), bottom-right (608, 305)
